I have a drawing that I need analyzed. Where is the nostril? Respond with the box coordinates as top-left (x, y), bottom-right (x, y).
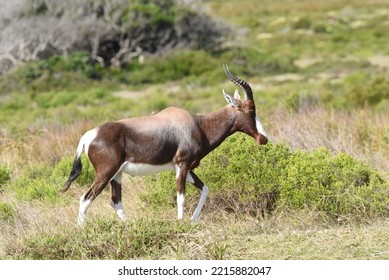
top-left (256, 134), bottom-right (268, 145)
top-left (261, 137), bottom-right (268, 145)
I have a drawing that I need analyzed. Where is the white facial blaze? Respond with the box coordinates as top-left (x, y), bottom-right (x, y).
top-left (255, 116), bottom-right (267, 138)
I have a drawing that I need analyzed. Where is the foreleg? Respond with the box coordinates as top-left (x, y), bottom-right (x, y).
top-left (175, 164), bottom-right (188, 220)
top-left (110, 172), bottom-right (126, 221)
top-left (187, 171), bottom-right (209, 222)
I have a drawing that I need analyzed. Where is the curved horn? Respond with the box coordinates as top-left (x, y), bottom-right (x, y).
top-left (223, 64), bottom-right (254, 101)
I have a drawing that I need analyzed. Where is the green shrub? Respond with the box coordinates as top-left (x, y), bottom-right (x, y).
top-left (15, 178), bottom-right (60, 202)
top-left (52, 52), bottom-right (103, 80)
top-left (9, 155), bottom-right (94, 203)
top-left (142, 134), bottom-right (389, 219)
top-left (51, 154), bottom-right (95, 188)
top-left (279, 148), bottom-right (388, 218)
top-left (342, 76), bottom-right (389, 109)
top-left (0, 202), bottom-right (16, 222)
top-left (284, 90), bottom-right (321, 111)
top-left (17, 60), bottom-right (48, 81)
top-left (142, 135), bottom-right (290, 214)
top-left (130, 0), bottom-right (179, 25)
top-left (11, 164), bottom-right (60, 203)
top-left (0, 165), bottom-right (11, 187)
top-left (292, 16), bottom-right (312, 30)
top-left (17, 52), bottom-right (103, 82)
top-left (127, 50), bottom-right (219, 85)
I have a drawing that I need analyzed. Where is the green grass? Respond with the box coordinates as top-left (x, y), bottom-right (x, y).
top-left (142, 134), bottom-right (389, 220)
top-left (0, 165), bottom-right (11, 187)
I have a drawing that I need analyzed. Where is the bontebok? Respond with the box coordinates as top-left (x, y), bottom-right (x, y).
top-left (62, 65), bottom-right (268, 226)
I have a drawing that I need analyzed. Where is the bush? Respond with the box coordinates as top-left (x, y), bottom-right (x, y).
top-left (0, 165), bottom-right (11, 187)
top-left (51, 154), bottom-right (95, 188)
top-left (292, 16), bottom-right (312, 30)
top-left (11, 164), bottom-right (61, 203)
top-left (142, 134), bottom-right (389, 219)
top-left (279, 148), bottom-right (388, 218)
top-left (18, 52), bottom-right (103, 82)
top-left (0, 202), bottom-right (16, 222)
top-left (14, 178), bottom-right (61, 202)
top-left (9, 155), bottom-right (95, 204)
top-left (341, 75), bottom-right (389, 109)
top-left (131, 0), bottom-right (179, 25)
top-left (126, 49), bottom-right (219, 85)
top-left (142, 135), bottom-right (289, 214)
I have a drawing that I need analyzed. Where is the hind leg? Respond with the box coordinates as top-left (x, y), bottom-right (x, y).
top-left (78, 165), bottom-right (121, 226)
top-left (78, 194), bottom-right (92, 226)
top-left (78, 177), bottom-right (111, 226)
top-left (78, 134), bottom-right (125, 226)
top-left (110, 172), bottom-right (126, 221)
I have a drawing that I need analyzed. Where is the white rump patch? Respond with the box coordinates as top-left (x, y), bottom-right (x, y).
top-left (255, 116), bottom-right (267, 138)
top-left (77, 128), bottom-right (98, 158)
top-left (120, 161), bottom-right (174, 176)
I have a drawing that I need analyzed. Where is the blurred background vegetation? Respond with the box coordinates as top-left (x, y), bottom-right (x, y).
top-left (1, 0), bottom-right (389, 260)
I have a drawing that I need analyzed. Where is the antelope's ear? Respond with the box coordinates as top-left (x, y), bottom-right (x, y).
top-left (223, 89), bottom-right (241, 108)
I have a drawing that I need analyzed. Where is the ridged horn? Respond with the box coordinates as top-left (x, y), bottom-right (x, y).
top-left (223, 64), bottom-right (254, 101)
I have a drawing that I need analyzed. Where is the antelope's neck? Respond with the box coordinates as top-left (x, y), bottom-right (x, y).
top-left (197, 106), bottom-right (237, 153)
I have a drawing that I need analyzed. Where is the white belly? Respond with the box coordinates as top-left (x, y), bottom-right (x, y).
top-left (120, 161), bottom-right (175, 176)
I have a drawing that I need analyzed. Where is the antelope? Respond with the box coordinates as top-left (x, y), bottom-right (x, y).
top-left (61, 65), bottom-right (268, 226)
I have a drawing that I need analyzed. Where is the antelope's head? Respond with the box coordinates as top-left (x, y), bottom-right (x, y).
top-left (222, 64), bottom-right (268, 145)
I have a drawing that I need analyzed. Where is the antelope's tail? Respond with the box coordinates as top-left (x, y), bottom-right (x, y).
top-left (60, 138), bottom-right (84, 193)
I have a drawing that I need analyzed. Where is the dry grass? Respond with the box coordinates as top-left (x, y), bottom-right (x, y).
top-left (0, 120), bottom-right (96, 176)
top-left (225, 216), bottom-right (389, 259)
top-left (269, 106), bottom-right (389, 171)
